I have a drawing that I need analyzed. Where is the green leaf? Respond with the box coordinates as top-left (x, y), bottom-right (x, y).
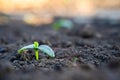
top-left (18, 44), bottom-right (34, 53)
top-left (59, 19), bottom-right (73, 29)
top-left (38, 45), bottom-right (55, 57)
top-left (53, 19), bottom-right (73, 30)
top-left (53, 22), bottom-right (61, 30)
top-left (34, 41), bottom-right (39, 49)
top-left (73, 57), bottom-right (78, 62)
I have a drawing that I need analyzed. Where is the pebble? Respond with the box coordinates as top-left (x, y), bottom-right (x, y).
top-left (81, 24), bottom-right (95, 38)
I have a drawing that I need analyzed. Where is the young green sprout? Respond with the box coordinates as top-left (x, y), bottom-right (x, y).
top-left (53, 19), bottom-right (73, 30)
top-left (73, 57), bottom-right (78, 62)
top-left (72, 57), bottom-right (78, 67)
top-left (18, 41), bottom-right (55, 60)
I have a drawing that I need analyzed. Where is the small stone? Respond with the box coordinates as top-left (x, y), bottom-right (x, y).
top-left (81, 24), bottom-right (95, 38)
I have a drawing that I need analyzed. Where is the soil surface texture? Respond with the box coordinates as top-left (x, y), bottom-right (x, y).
top-left (0, 18), bottom-right (120, 80)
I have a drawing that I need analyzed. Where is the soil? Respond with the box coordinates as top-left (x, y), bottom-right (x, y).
top-left (0, 18), bottom-right (120, 80)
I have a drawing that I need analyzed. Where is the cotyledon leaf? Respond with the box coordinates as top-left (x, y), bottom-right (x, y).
top-left (38, 45), bottom-right (55, 57)
top-left (18, 44), bottom-right (34, 53)
top-left (59, 19), bottom-right (73, 29)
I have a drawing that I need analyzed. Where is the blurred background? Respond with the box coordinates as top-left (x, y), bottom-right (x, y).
top-left (0, 0), bottom-right (120, 25)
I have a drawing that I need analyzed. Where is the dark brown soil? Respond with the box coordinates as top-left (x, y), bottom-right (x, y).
top-left (0, 18), bottom-right (120, 80)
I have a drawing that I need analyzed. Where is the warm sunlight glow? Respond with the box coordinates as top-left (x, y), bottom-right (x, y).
top-left (77, 0), bottom-right (95, 16)
top-left (0, 0), bottom-right (96, 16)
top-left (0, 0), bottom-right (120, 25)
top-left (0, 0), bottom-right (120, 15)
top-left (23, 13), bottom-right (53, 25)
top-left (0, 0), bottom-right (48, 12)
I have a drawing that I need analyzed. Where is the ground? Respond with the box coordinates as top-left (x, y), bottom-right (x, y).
top-left (0, 18), bottom-right (120, 80)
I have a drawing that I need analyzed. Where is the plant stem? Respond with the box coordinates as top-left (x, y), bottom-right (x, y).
top-left (35, 50), bottom-right (39, 60)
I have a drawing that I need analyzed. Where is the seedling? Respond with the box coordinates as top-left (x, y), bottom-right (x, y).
top-left (53, 19), bottom-right (73, 30)
top-left (73, 57), bottom-right (78, 62)
top-left (18, 41), bottom-right (55, 60)
top-left (72, 57), bottom-right (78, 67)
